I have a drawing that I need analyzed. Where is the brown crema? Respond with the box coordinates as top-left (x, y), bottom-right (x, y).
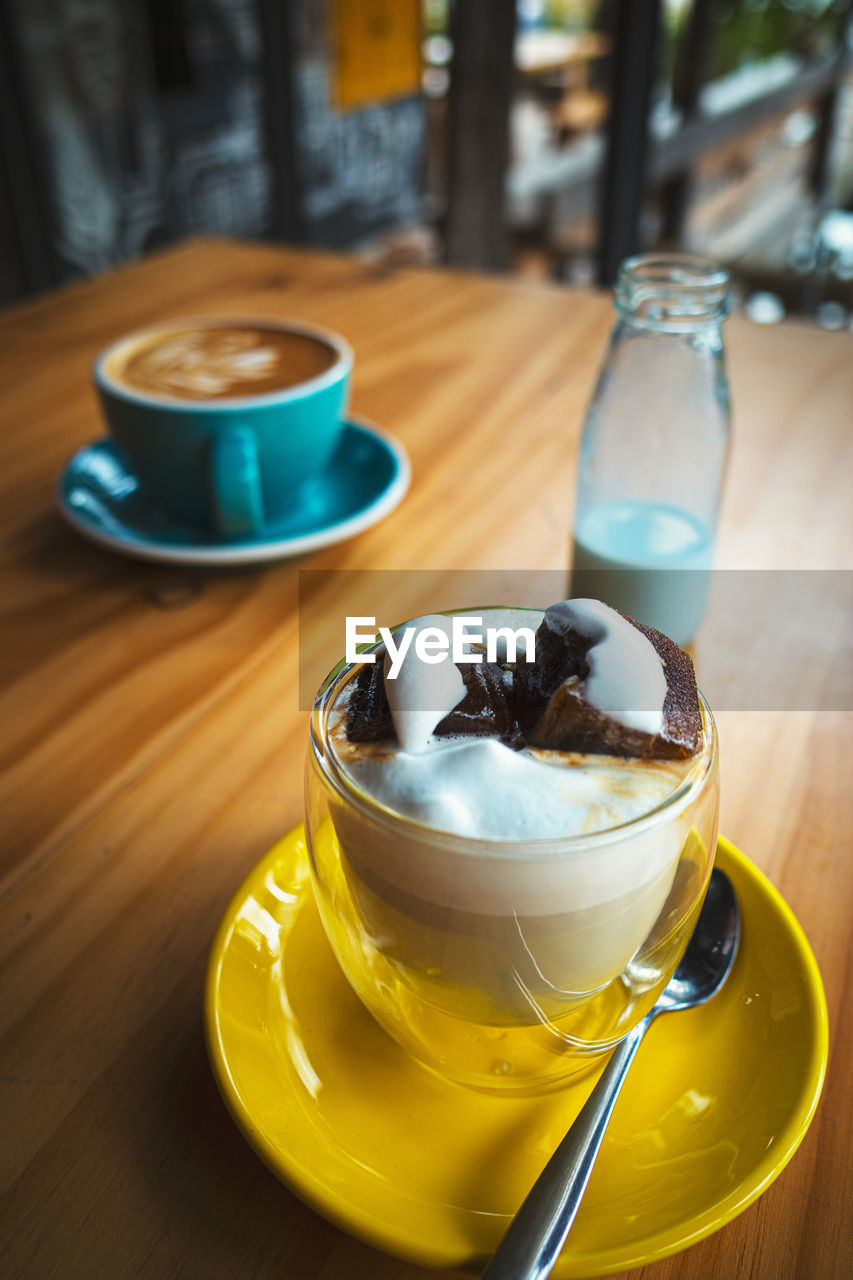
top-left (106, 324), bottom-right (337, 401)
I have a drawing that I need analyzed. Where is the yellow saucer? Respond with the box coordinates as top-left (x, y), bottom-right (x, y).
top-left (205, 830), bottom-right (828, 1276)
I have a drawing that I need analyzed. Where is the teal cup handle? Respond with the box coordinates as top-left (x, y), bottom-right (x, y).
top-left (210, 425), bottom-right (265, 537)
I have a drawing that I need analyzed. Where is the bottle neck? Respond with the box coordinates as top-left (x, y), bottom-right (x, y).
top-left (615, 254), bottom-right (730, 335)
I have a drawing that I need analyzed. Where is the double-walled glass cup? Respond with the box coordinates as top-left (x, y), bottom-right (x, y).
top-left (305, 609), bottom-right (719, 1094)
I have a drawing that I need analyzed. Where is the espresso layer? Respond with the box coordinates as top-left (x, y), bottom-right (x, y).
top-left (107, 325), bottom-right (337, 401)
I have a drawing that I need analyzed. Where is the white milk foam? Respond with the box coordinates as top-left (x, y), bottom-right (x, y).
top-left (344, 737), bottom-right (683, 840)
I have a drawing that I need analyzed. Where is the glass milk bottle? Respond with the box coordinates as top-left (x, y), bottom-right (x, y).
top-left (570, 254), bottom-right (731, 647)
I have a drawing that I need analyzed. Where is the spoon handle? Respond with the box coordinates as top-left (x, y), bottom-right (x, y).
top-left (482, 1019), bottom-right (649, 1280)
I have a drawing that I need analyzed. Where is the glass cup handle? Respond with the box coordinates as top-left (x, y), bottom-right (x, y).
top-left (210, 425), bottom-right (265, 537)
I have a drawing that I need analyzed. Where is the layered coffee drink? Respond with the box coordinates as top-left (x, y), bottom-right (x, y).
top-left (103, 323), bottom-right (337, 401)
top-left (306, 600), bottom-right (719, 1092)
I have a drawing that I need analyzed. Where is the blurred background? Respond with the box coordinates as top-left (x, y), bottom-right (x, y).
top-left (2, 0), bottom-right (853, 327)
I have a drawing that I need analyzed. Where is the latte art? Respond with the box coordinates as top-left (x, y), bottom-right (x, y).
top-left (105, 324), bottom-right (338, 401)
top-left (135, 332), bottom-right (279, 396)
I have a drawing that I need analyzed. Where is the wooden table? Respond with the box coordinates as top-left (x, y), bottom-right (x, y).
top-left (1, 240), bottom-right (850, 1279)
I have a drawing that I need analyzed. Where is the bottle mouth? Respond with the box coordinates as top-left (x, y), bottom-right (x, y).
top-left (615, 253), bottom-right (730, 331)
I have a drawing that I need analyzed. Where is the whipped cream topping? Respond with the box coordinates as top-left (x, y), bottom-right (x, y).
top-left (544, 599), bottom-right (666, 735)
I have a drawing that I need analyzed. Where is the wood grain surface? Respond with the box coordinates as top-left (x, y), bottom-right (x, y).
top-left (0, 239), bottom-right (850, 1280)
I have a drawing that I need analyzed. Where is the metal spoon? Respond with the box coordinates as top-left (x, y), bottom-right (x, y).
top-left (483, 868), bottom-right (740, 1280)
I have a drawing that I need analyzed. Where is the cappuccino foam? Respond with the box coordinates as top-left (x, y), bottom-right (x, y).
top-left (106, 325), bottom-right (337, 401)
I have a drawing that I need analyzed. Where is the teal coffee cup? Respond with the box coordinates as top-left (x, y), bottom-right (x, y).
top-left (93, 317), bottom-right (353, 537)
